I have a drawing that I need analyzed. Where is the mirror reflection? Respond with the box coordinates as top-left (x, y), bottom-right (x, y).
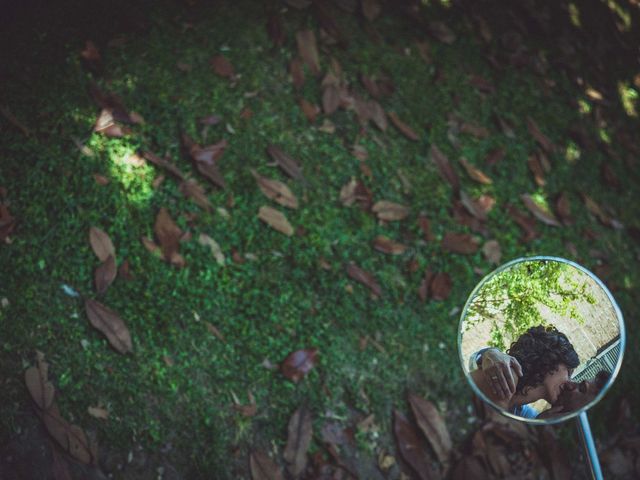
top-left (459, 257), bottom-right (623, 422)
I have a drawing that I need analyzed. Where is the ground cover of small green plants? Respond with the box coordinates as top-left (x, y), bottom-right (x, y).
top-left (1, 0), bottom-right (639, 478)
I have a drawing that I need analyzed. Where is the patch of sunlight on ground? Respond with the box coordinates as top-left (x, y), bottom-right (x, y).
top-left (578, 99), bottom-right (592, 115)
top-left (92, 137), bottom-right (155, 207)
top-left (530, 191), bottom-right (553, 214)
top-left (569, 3), bottom-right (582, 27)
top-left (604, 0), bottom-right (632, 31)
top-left (565, 141), bottom-right (581, 164)
top-left (618, 81), bottom-right (638, 117)
top-left (598, 128), bottom-right (611, 144)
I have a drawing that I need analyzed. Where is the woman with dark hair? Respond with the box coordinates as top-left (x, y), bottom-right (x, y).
top-left (471, 325), bottom-right (579, 418)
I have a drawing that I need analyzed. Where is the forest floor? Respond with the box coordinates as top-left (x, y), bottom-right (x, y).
top-left (1, 0), bottom-right (639, 478)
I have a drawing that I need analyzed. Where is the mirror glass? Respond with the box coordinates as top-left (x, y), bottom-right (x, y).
top-left (458, 256), bottom-right (625, 424)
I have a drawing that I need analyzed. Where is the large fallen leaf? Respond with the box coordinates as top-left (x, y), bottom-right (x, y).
top-left (527, 152), bottom-right (547, 187)
top-left (459, 157), bottom-right (492, 184)
top-left (154, 208), bottom-right (183, 262)
top-left (142, 151), bottom-right (186, 180)
top-left (251, 169), bottom-right (298, 209)
top-left (266, 145), bottom-right (305, 181)
top-left (25, 354), bottom-right (55, 411)
top-left (409, 393), bottom-right (452, 465)
top-left (526, 117), bottom-right (554, 153)
top-left (460, 191), bottom-right (487, 222)
top-left (89, 227), bottom-right (115, 262)
top-left (346, 263), bottom-right (382, 296)
top-left (555, 192), bottom-right (573, 225)
top-left (87, 406), bottom-right (109, 420)
top-left (388, 112), bottom-right (419, 141)
top-left (94, 254), bottom-right (117, 295)
top-left (290, 58), bottom-right (305, 90)
top-left (393, 410), bottom-right (438, 480)
top-left (430, 272), bottom-right (452, 300)
top-left (322, 84), bottom-right (341, 115)
top-left (210, 55), bottom-right (234, 78)
top-left (179, 179), bottom-right (212, 211)
top-left (281, 348), bottom-right (318, 383)
top-left (258, 206), bottom-right (294, 236)
top-left (506, 204), bottom-right (538, 242)
top-left (369, 100), bottom-right (387, 131)
top-left (373, 235), bottom-right (407, 255)
top-left (482, 240), bottom-right (501, 265)
top-left (520, 194), bottom-right (560, 226)
top-left (372, 201), bottom-right (409, 221)
top-left (41, 404), bottom-right (94, 465)
top-left (431, 145), bottom-right (460, 192)
top-left (428, 20), bottom-right (456, 44)
top-left (339, 178), bottom-right (373, 210)
top-left (418, 216), bottom-right (434, 241)
top-left (284, 406), bottom-right (313, 477)
top-left (442, 232), bottom-right (480, 254)
top-left (184, 136), bottom-right (228, 189)
top-left (84, 299), bottom-right (133, 354)
top-left (581, 193), bottom-right (622, 229)
top-left (198, 233), bottom-right (225, 266)
top-left (296, 30), bottom-right (320, 75)
top-left (250, 450), bottom-right (284, 480)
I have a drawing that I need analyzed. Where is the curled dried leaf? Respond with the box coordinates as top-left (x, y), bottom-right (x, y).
top-left (408, 393), bottom-right (452, 465)
top-left (459, 157), bottom-right (492, 184)
top-left (372, 200), bottom-right (409, 221)
top-left (89, 227), bottom-right (115, 262)
top-left (281, 349), bottom-right (318, 383)
top-left (94, 254), bottom-right (117, 295)
top-left (251, 169), bottom-right (298, 209)
top-left (84, 299), bottom-right (133, 354)
top-left (373, 235), bottom-right (407, 255)
top-left (258, 206), bottom-right (294, 236)
top-left (521, 194), bottom-right (560, 226)
top-left (346, 263), bottom-right (381, 296)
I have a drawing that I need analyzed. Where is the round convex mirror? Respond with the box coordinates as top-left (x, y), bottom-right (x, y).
top-left (458, 256), bottom-right (625, 424)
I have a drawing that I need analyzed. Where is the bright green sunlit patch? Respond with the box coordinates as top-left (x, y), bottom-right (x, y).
top-left (565, 141), bottom-right (581, 163)
top-left (569, 3), bottom-right (582, 27)
top-left (530, 191), bottom-right (553, 213)
top-left (618, 81), bottom-right (638, 117)
top-left (605, 0), bottom-right (632, 31)
top-left (578, 99), bottom-right (591, 115)
top-left (598, 128), bottom-right (611, 144)
top-left (103, 140), bottom-right (155, 206)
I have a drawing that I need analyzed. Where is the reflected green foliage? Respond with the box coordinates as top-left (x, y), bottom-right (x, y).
top-left (466, 261), bottom-right (596, 350)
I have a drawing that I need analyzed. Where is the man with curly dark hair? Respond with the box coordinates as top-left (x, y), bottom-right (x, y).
top-left (471, 325), bottom-right (579, 418)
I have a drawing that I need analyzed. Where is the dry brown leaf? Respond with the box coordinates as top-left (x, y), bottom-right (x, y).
top-left (431, 145), bottom-right (460, 192)
top-left (442, 232), bottom-right (480, 254)
top-left (284, 406), bottom-right (313, 477)
top-left (526, 117), bottom-right (554, 153)
top-left (179, 179), bottom-right (212, 211)
top-left (94, 254), bottom-right (117, 295)
top-left (408, 393), bottom-right (452, 465)
top-left (322, 84), bottom-right (340, 115)
top-left (89, 227), bottom-right (115, 262)
top-left (527, 153), bottom-right (546, 187)
top-left (460, 122), bottom-right (489, 138)
top-left (372, 200), bottom-right (409, 221)
top-left (555, 192), bottom-right (573, 225)
top-left (154, 208), bottom-right (183, 262)
top-left (299, 98), bottom-right (318, 123)
top-left (250, 450), bottom-right (284, 480)
top-left (185, 137), bottom-right (228, 189)
top-left (25, 356), bottom-right (55, 411)
top-left (41, 405), bottom-right (94, 465)
top-left (393, 410), bottom-right (438, 480)
top-left (251, 169), bottom-right (298, 209)
top-left (581, 193), bottom-right (622, 229)
top-left (430, 272), bottom-right (452, 300)
top-left (93, 174), bottom-right (109, 185)
top-left (84, 299), bottom-right (133, 354)
top-left (521, 194), bottom-right (561, 226)
top-left (204, 321), bottom-right (225, 342)
top-left (428, 21), bottom-right (456, 44)
top-left (369, 100), bottom-right (387, 131)
top-left (418, 216), bottom-right (434, 241)
top-left (506, 204), bottom-right (538, 242)
top-left (87, 406), bottom-right (109, 420)
top-left (141, 236), bottom-right (161, 256)
top-left (258, 206), bottom-right (294, 236)
top-left (482, 240), bottom-right (501, 265)
top-left (210, 55), bottom-right (234, 78)
top-left (373, 235), bottom-right (408, 255)
top-left (142, 151), bottom-right (186, 180)
top-left (460, 191), bottom-right (487, 221)
top-left (296, 30), bottom-right (320, 75)
top-left (281, 349), bottom-right (318, 383)
top-left (346, 263), bottom-right (381, 296)
top-left (93, 109), bottom-right (129, 137)
top-left (388, 112), bottom-right (419, 141)
top-left (198, 233), bottom-right (225, 266)
top-left (232, 391), bottom-right (257, 417)
top-left (459, 157), bottom-right (492, 184)
top-left (362, 0), bottom-right (381, 21)
top-left (266, 145), bottom-right (305, 181)
top-left (290, 58), bottom-right (305, 90)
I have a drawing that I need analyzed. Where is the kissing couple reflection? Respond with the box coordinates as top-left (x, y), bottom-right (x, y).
top-left (470, 325), bottom-right (610, 419)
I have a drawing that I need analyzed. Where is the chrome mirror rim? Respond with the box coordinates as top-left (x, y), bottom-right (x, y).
top-left (457, 255), bottom-right (626, 425)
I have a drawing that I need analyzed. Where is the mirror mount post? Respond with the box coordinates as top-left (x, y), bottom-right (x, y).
top-left (577, 411), bottom-right (603, 480)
